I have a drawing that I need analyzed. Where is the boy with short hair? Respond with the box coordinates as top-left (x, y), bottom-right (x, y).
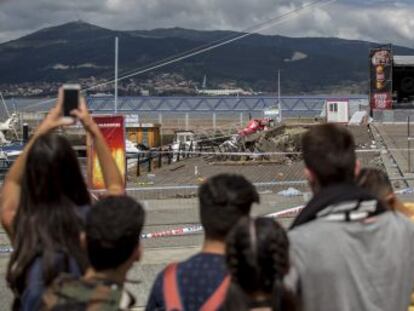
top-left (42, 195), bottom-right (145, 310)
top-left (146, 174), bottom-right (259, 311)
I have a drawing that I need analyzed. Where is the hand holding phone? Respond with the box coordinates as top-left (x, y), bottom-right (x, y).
top-left (63, 84), bottom-right (80, 118)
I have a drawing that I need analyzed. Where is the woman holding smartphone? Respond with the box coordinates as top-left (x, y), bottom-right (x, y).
top-left (0, 88), bottom-right (124, 310)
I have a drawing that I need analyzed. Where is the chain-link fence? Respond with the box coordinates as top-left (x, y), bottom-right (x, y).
top-left (2, 122), bottom-right (414, 251)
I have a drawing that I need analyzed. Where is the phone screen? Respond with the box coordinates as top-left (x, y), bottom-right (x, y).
top-left (63, 89), bottom-right (79, 116)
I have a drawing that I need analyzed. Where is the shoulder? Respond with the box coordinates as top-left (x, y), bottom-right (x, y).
top-left (288, 220), bottom-right (326, 248)
top-left (180, 253), bottom-right (225, 269)
top-left (385, 211), bottom-right (414, 235)
top-left (146, 267), bottom-right (166, 310)
top-left (288, 219), bottom-right (349, 269)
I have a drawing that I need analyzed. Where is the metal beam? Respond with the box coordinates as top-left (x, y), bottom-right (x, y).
top-left (80, 95), bottom-right (368, 114)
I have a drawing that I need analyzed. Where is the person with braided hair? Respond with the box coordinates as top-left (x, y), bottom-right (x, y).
top-left (223, 217), bottom-right (297, 311)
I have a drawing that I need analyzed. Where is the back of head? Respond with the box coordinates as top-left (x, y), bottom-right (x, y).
top-left (302, 124), bottom-right (356, 187)
top-left (224, 217), bottom-right (296, 311)
top-left (86, 195), bottom-right (145, 271)
top-left (198, 174), bottom-right (259, 240)
top-left (356, 168), bottom-right (393, 201)
top-left (23, 132), bottom-right (90, 206)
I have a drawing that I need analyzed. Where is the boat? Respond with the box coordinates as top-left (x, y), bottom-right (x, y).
top-left (0, 141), bottom-right (24, 178)
top-left (1, 141), bottom-right (24, 160)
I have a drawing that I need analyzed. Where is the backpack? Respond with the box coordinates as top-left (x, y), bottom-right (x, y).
top-left (42, 274), bottom-right (134, 311)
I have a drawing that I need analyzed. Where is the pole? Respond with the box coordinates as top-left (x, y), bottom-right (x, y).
top-left (408, 116), bottom-right (411, 172)
top-left (22, 123), bottom-right (29, 143)
top-left (185, 113), bottom-right (189, 131)
top-left (158, 113), bottom-right (163, 146)
top-left (0, 91), bottom-right (10, 117)
top-left (278, 70), bottom-right (282, 122)
top-left (213, 113), bottom-right (216, 132)
top-left (114, 37), bottom-right (119, 114)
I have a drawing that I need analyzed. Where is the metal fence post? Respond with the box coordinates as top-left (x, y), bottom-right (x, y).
top-left (168, 145), bottom-right (172, 165)
top-left (408, 116), bottom-right (411, 173)
top-left (187, 142), bottom-right (192, 158)
top-left (177, 144), bottom-right (181, 162)
top-left (22, 123), bottom-right (29, 143)
top-left (213, 113), bottom-right (216, 133)
top-left (158, 148), bottom-right (162, 168)
top-left (148, 151), bottom-right (152, 172)
top-left (136, 154), bottom-right (141, 177)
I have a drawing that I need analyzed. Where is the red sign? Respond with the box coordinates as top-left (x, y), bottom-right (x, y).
top-left (372, 93), bottom-right (392, 110)
top-left (88, 115), bottom-right (126, 190)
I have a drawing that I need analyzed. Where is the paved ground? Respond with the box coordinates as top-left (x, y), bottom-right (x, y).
top-left (0, 123), bottom-right (410, 310)
top-left (374, 123), bottom-right (414, 188)
top-left (129, 125), bottom-right (381, 200)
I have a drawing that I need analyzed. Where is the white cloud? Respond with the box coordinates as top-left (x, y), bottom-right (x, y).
top-left (0, 0), bottom-right (413, 48)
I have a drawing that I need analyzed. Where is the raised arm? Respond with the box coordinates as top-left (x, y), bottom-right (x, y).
top-left (71, 97), bottom-right (124, 196)
top-left (1, 89), bottom-right (73, 237)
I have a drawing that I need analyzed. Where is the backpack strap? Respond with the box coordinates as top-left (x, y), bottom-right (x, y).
top-left (163, 263), bottom-right (183, 311)
top-left (200, 276), bottom-right (231, 311)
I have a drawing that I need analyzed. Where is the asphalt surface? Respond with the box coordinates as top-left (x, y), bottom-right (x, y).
top-left (0, 123), bottom-right (412, 310)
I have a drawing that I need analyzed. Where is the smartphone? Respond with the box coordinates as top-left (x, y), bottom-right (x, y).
top-left (63, 84), bottom-right (80, 117)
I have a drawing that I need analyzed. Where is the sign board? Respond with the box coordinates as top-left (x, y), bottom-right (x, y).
top-left (369, 46), bottom-right (393, 110)
top-left (264, 109), bottom-right (280, 116)
top-left (88, 115), bottom-right (126, 190)
top-left (125, 114), bottom-right (139, 125)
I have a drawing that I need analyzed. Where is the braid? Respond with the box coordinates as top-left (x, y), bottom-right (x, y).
top-left (225, 217), bottom-right (298, 311)
top-left (271, 223), bottom-right (290, 278)
top-left (226, 237), bottom-right (240, 283)
top-left (269, 221), bottom-right (297, 311)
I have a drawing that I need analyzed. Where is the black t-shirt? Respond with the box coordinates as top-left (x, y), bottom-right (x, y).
top-left (146, 253), bottom-right (227, 311)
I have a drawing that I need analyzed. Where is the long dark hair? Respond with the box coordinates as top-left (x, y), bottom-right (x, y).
top-left (224, 217), bottom-right (297, 311)
top-left (356, 168), bottom-right (393, 201)
top-left (7, 133), bottom-right (90, 296)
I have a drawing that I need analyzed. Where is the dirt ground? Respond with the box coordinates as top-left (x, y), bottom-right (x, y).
top-left (130, 124), bottom-right (382, 200)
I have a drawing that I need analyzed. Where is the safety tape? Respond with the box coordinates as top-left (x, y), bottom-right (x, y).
top-left (0, 206), bottom-right (304, 254)
top-left (139, 205), bottom-right (305, 240)
top-left (265, 205), bottom-right (305, 218)
top-left (141, 225), bottom-right (203, 239)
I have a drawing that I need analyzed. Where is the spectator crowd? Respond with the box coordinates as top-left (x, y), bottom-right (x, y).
top-left (1, 89), bottom-right (414, 310)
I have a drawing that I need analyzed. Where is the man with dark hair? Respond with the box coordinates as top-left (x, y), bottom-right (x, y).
top-left (146, 174), bottom-right (259, 311)
top-left (288, 124), bottom-right (414, 311)
top-left (42, 195), bottom-right (145, 310)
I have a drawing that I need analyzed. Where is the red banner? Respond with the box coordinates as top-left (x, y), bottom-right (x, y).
top-left (88, 115), bottom-right (126, 190)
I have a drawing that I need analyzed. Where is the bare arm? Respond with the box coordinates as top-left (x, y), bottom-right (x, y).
top-left (72, 97), bottom-right (124, 195)
top-left (1, 90), bottom-right (73, 237)
top-left (1, 134), bottom-right (37, 237)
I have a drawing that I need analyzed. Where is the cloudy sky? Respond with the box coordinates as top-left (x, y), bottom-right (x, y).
top-left (1, 0), bottom-right (414, 47)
